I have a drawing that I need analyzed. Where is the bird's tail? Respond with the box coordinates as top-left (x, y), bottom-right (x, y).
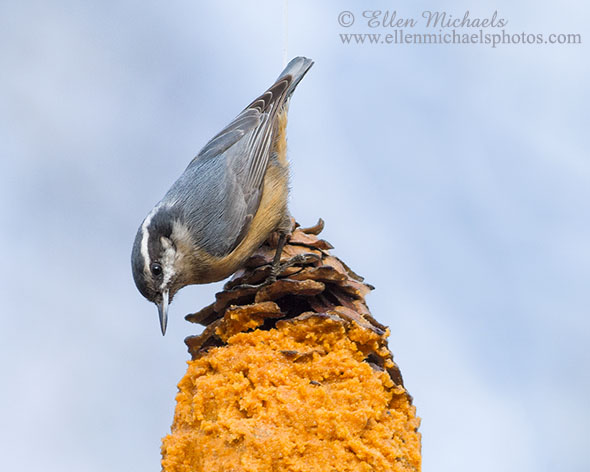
top-left (276, 56), bottom-right (314, 99)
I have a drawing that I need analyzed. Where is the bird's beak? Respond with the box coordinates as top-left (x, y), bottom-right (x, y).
top-left (157, 289), bottom-right (169, 336)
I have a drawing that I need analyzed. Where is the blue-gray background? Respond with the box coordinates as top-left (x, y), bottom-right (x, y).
top-left (1, 1), bottom-right (588, 470)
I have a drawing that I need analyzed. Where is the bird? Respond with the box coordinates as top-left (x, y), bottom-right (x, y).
top-left (131, 56), bottom-right (314, 335)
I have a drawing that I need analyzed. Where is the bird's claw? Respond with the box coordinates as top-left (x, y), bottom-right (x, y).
top-left (230, 253), bottom-right (321, 292)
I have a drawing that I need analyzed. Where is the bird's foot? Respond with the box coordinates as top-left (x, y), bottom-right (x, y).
top-left (230, 253), bottom-right (321, 292)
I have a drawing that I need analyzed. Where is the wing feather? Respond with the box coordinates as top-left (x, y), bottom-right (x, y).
top-left (182, 58), bottom-right (312, 255)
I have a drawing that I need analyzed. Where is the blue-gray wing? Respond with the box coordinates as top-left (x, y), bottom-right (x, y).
top-left (183, 57), bottom-right (313, 256)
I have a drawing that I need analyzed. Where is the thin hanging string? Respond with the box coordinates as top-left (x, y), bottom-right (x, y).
top-left (282, 0), bottom-right (288, 67)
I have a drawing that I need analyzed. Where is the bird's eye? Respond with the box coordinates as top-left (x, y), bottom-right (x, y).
top-left (150, 262), bottom-right (163, 277)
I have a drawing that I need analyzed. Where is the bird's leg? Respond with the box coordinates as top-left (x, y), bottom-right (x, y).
top-left (229, 231), bottom-right (320, 291)
top-left (272, 254), bottom-right (322, 282)
top-left (267, 232), bottom-right (322, 279)
top-left (268, 232), bottom-right (288, 280)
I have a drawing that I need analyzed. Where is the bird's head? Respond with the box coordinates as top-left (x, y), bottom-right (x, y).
top-left (131, 205), bottom-right (184, 335)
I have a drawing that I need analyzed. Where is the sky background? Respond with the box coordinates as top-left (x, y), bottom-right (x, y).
top-left (1, 1), bottom-right (588, 471)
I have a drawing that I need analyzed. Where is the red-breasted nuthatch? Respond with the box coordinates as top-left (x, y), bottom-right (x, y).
top-left (131, 56), bottom-right (314, 334)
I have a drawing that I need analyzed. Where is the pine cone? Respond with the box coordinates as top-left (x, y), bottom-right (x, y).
top-left (161, 219), bottom-right (421, 472)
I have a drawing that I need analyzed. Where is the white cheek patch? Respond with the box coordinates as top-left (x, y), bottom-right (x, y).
top-left (171, 220), bottom-right (193, 246)
top-left (160, 236), bottom-right (176, 291)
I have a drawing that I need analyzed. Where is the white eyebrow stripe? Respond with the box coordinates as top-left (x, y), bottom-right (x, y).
top-left (140, 204), bottom-right (161, 276)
